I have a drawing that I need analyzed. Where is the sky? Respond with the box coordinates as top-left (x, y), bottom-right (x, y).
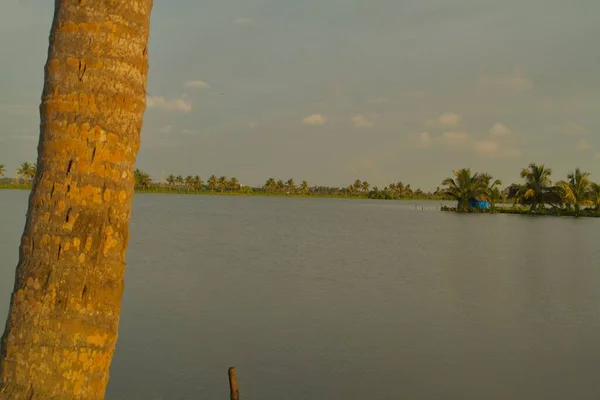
top-left (1, 0), bottom-right (599, 191)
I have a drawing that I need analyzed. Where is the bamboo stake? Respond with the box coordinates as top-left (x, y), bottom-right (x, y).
top-left (228, 367), bottom-right (239, 400)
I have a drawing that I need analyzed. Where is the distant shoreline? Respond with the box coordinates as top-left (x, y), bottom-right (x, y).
top-left (0, 184), bottom-right (444, 202)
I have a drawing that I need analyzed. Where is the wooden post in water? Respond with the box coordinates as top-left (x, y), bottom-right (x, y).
top-left (228, 367), bottom-right (240, 400)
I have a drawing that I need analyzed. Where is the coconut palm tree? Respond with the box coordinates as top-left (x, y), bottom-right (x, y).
top-left (193, 175), bottom-right (204, 191)
top-left (0, 2), bottom-right (153, 398)
top-left (207, 175), bottom-right (218, 191)
top-left (218, 176), bottom-right (228, 192)
top-left (557, 168), bottom-right (592, 216)
top-left (0, 163), bottom-right (6, 177)
top-left (589, 182), bottom-right (600, 212)
top-left (286, 178), bottom-right (296, 194)
top-left (441, 168), bottom-right (487, 211)
top-left (166, 174), bottom-right (176, 188)
top-left (300, 180), bottom-right (309, 195)
top-left (276, 179), bottom-right (285, 193)
top-left (509, 163), bottom-right (557, 211)
top-left (17, 161), bottom-right (33, 183)
top-left (264, 178), bottom-right (276, 193)
top-left (184, 175), bottom-right (195, 191)
top-left (134, 169), bottom-right (152, 190)
top-left (228, 177), bottom-right (240, 191)
top-left (361, 180), bottom-right (370, 193)
top-left (479, 173), bottom-right (503, 211)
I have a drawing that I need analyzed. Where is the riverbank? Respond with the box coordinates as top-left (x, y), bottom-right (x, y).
top-left (440, 205), bottom-right (600, 218)
top-left (0, 183), bottom-right (444, 202)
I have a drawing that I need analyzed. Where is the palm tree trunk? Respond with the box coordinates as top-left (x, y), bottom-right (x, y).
top-left (0, 2), bottom-right (152, 399)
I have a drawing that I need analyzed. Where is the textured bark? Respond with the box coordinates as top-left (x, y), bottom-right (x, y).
top-left (0, 1), bottom-right (152, 398)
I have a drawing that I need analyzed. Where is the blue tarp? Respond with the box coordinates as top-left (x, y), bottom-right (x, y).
top-left (457, 198), bottom-right (490, 209)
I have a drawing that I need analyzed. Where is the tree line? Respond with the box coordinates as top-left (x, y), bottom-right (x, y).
top-left (441, 162), bottom-right (600, 216)
top-left (132, 170), bottom-right (449, 200)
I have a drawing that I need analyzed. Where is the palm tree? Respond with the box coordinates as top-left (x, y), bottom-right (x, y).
top-left (207, 175), bottom-right (218, 191)
top-left (480, 173), bottom-right (503, 211)
top-left (300, 180), bottom-right (309, 195)
top-left (166, 174), bottom-right (176, 188)
top-left (361, 180), bottom-right (370, 193)
top-left (441, 168), bottom-right (487, 211)
top-left (0, 2), bottom-right (153, 398)
top-left (511, 163), bottom-right (557, 211)
top-left (218, 176), bottom-right (228, 192)
top-left (276, 179), bottom-right (285, 193)
top-left (0, 163), bottom-right (6, 177)
top-left (228, 177), bottom-right (240, 191)
top-left (193, 175), bottom-right (204, 191)
top-left (264, 178), bottom-right (277, 193)
top-left (134, 169), bottom-right (152, 190)
top-left (557, 168), bottom-right (592, 216)
top-left (17, 161), bottom-right (33, 183)
top-left (589, 183), bottom-right (600, 212)
top-left (185, 175), bottom-right (195, 191)
top-left (286, 178), bottom-right (296, 194)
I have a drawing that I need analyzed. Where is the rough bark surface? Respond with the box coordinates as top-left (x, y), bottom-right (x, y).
top-left (0, 1), bottom-right (152, 398)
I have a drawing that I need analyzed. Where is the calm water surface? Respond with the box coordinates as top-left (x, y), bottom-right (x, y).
top-left (1, 190), bottom-right (599, 399)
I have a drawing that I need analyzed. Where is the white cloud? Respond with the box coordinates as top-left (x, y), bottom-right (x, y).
top-left (351, 114), bottom-right (374, 128)
top-left (181, 128), bottom-right (199, 135)
top-left (441, 131), bottom-right (468, 146)
top-left (185, 80), bottom-right (210, 89)
top-left (302, 114), bottom-right (326, 126)
top-left (575, 139), bottom-right (590, 151)
top-left (473, 140), bottom-right (521, 158)
top-left (147, 96), bottom-right (192, 112)
top-left (562, 123), bottom-right (588, 136)
top-left (478, 68), bottom-right (533, 91)
top-left (418, 132), bottom-right (432, 148)
top-left (159, 125), bottom-right (172, 134)
top-left (439, 112), bottom-right (461, 127)
top-left (489, 123), bottom-right (511, 137)
top-left (234, 17), bottom-right (253, 25)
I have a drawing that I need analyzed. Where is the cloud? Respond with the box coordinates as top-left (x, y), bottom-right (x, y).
top-left (489, 123), bottom-right (511, 137)
top-left (417, 132), bottom-right (432, 148)
top-left (147, 95), bottom-right (192, 112)
top-left (159, 125), bottom-right (172, 134)
top-left (575, 139), bottom-right (590, 150)
top-left (439, 112), bottom-right (461, 127)
top-left (302, 114), bottom-right (326, 126)
top-left (234, 17), bottom-right (253, 25)
top-left (478, 68), bottom-right (533, 91)
top-left (185, 80), bottom-right (210, 89)
top-left (181, 128), bottom-right (199, 135)
top-left (562, 123), bottom-right (588, 136)
top-left (473, 140), bottom-right (521, 158)
top-left (351, 114), bottom-right (374, 128)
top-left (441, 131), bottom-right (468, 146)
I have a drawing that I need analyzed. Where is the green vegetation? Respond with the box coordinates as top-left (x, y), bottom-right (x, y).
top-left (440, 163), bottom-right (600, 218)
top-left (0, 162), bottom-right (448, 200)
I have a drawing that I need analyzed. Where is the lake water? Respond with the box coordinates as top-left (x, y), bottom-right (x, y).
top-left (1, 190), bottom-right (599, 399)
